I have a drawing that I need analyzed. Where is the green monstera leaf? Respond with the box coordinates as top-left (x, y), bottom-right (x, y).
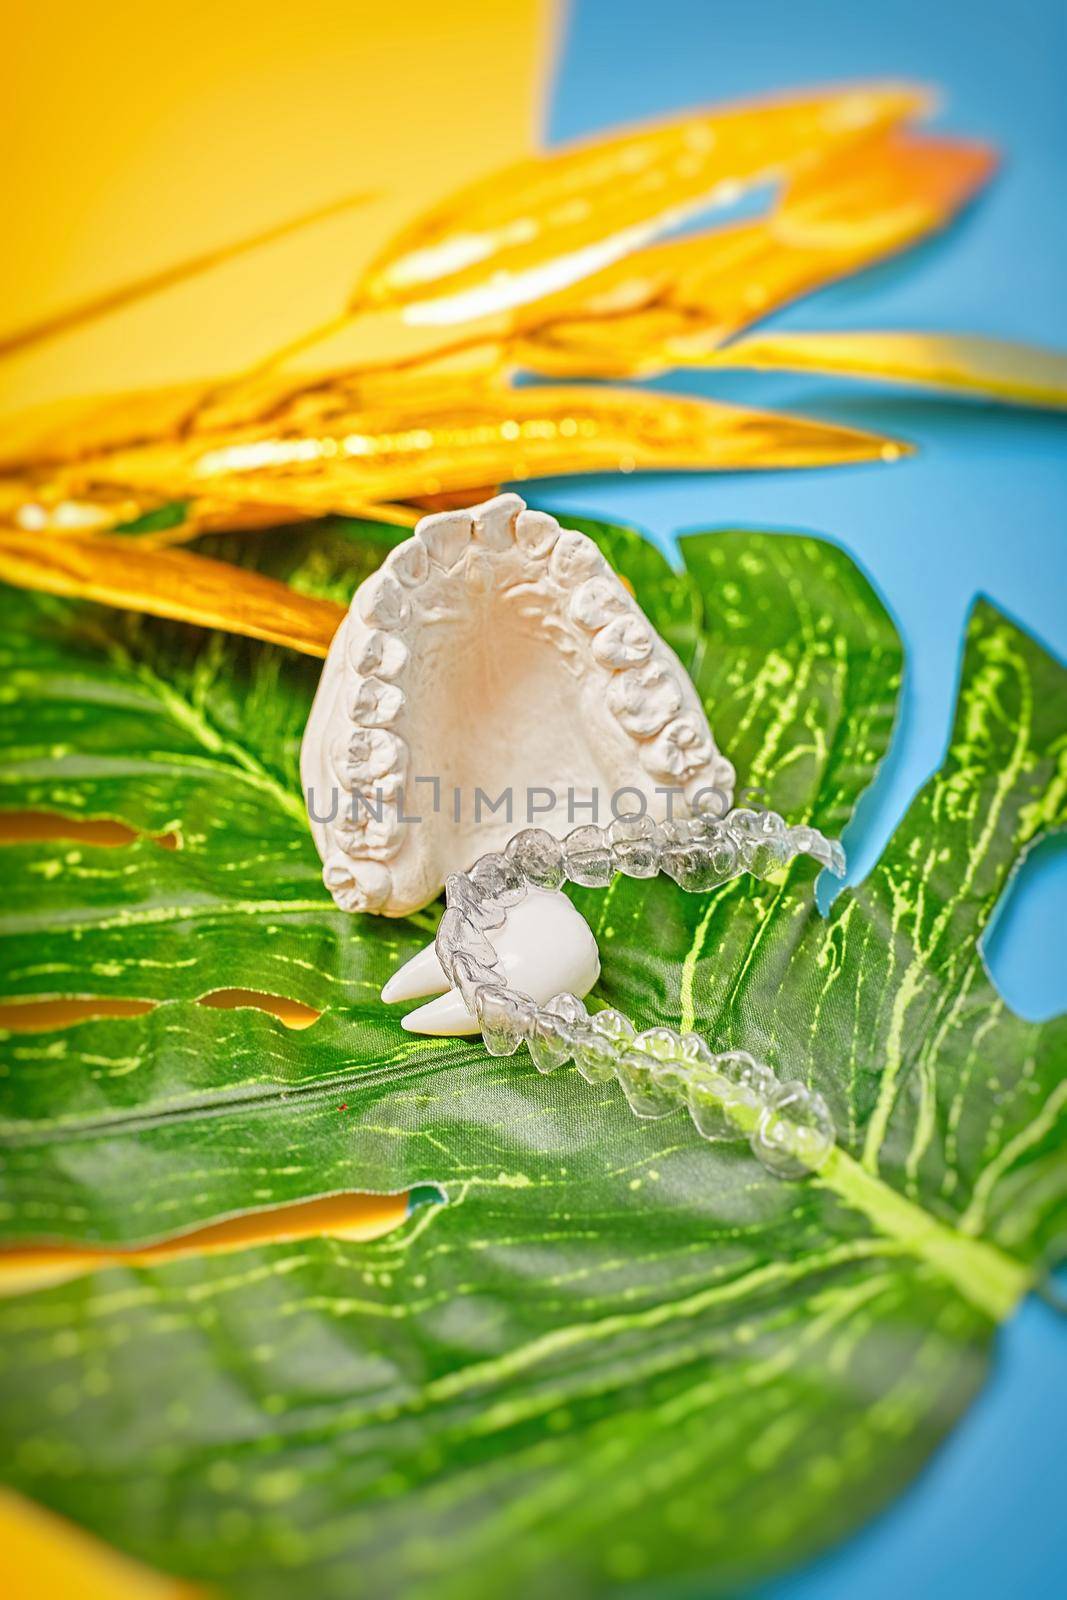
top-left (0, 511), bottom-right (1064, 1600)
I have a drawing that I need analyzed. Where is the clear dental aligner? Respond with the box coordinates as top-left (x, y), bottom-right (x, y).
top-left (434, 805), bottom-right (843, 1181)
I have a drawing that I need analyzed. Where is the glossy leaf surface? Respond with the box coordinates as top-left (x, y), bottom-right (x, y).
top-left (11, 387), bottom-right (905, 524)
top-left (357, 83), bottom-right (927, 320)
top-left (704, 329), bottom-right (1067, 408)
top-left (0, 529), bottom-right (345, 655)
top-left (0, 515), bottom-right (1063, 1600)
top-left (517, 133), bottom-right (995, 376)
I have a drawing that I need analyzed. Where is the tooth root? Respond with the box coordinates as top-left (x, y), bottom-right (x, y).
top-left (515, 507), bottom-right (561, 559)
top-left (472, 492), bottom-right (523, 550)
top-left (402, 989), bottom-right (480, 1036)
top-left (381, 943), bottom-right (448, 1003)
top-left (415, 509), bottom-right (472, 570)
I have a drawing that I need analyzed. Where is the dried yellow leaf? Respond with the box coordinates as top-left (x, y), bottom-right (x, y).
top-left (0, 477), bottom-right (441, 543)
top-left (0, 342), bottom-right (512, 474)
top-left (0, 384), bottom-right (211, 473)
top-left (195, 337), bottom-right (512, 436)
top-left (358, 82), bottom-right (930, 322)
top-left (0, 530), bottom-right (344, 655)
top-left (0, 476), bottom-right (151, 534)
top-left (0, 475), bottom-right (327, 543)
top-left (42, 386), bottom-right (908, 517)
top-left (516, 133), bottom-right (996, 378)
top-left (702, 330), bottom-right (1067, 409)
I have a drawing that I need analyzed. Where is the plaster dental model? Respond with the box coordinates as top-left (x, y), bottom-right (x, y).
top-left (301, 496), bottom-right (845, 1180)
top-left (301, 492), bottom-right (735, 916)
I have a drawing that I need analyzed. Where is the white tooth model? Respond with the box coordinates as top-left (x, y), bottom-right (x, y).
top-left (300, 493), bottom-right (735, 918)
top-left (301, 492), bottom-right (846, 1172)
top-left (381, 886), bottom-right (601, 1036)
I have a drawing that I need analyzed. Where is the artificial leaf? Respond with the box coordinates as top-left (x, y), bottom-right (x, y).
top-left (0, 479), bottom-right (420, 545)
top-left (0, 528), bottom-right (344, 655)
top-left (0, 479), bottom-right (331, 543)
top-left (516, 132), bottom-right (996, 377)
top-left (0, 106), bottom-right (996, 520)
top-left (0, 515), bottom-right (1063, 1600)
top-left (702, 329), bottom-right (1067, 408)
top-left (26, 386), bottom-right (906, 522)
top-left (0, 343), bottom-right (512, 474)
top-left (195, 337), bottom-right (513, 437)
top-left (0, 517), bottom-right (415, 1017)
top-left (0, 1191), bottom-right (417, 1298)
top-left (356, 82), bottom-right (928, 320)
top-left (121, 499), bottom-right (334, 545)
top-left (0, 385), bottom-right (215, 473)
top-left (0, 117), bottom-right (985, 479)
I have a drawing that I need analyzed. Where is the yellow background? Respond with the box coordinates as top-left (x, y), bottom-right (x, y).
top-left (1, 2), bottom-right (550, 1591)
top-left (1, 0), bottom-right (552, 415)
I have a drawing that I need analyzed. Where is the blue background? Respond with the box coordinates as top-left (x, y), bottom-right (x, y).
top-left (530, 0), bottom-right (1067, 1593)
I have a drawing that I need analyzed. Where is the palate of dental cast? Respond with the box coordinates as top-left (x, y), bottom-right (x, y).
top-left (300, 492), bottom-right (734, 917)
top-left (384, 813), bottom-right (845, 1182)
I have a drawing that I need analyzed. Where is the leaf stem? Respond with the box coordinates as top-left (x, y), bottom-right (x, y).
top-left (816, 1146), bottom-right (1032, 1322)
